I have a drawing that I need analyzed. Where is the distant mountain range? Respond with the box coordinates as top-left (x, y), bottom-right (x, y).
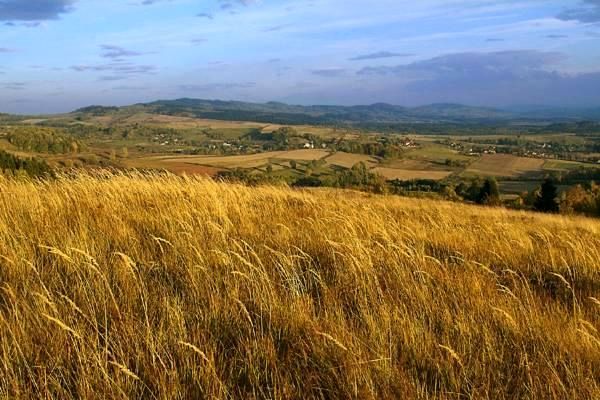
top-left (74, 98), bottom-right (600, 126)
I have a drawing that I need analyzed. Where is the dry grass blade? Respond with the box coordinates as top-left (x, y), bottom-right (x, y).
top-left (42, 313), bottom-right (82, 340)
top-left (109, 361), bottom-right (141, 381)
top-left (316, 331), bottom-right (349, 352)
top-left (0, 171), bottom-right (597, 399)
top-left (438, 344), bottom-right (464, 368)
top-left (178, 341), bottom-right (211, 364)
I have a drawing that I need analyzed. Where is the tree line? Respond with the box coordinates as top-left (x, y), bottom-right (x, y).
top-left (0, 150), bottom-right (54, 178)
top-left (4, 126), bottom-right (85, 154)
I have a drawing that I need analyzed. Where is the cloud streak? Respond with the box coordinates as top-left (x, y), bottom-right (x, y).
top-left (557, 0), bottom-right (600, 23)
top-left (71, 62), bottom-right (157, 82)
top-left (349, 51), bottom-right (414, 61)
top-left (100, 45), bottom-right (143, 59)
top-left (311, 68), bottom-right (346, 77)
top-left (0, 0), bottom-right (76, 21)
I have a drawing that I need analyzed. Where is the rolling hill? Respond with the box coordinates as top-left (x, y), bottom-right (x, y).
top-left (71, 98), bottom-right (600, 127)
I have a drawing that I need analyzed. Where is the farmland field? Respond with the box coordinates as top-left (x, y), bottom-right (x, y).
top-left (124, 157), bottom-right (225, 175)
top-left (275, 149), bottom-right (330, 160)
top-left (465, 154), bottom-right (545, 177)
top-left (372, 167), bottom-right (453, 181)
top-left (126, 150), bottom-right (331, 171)
top-left (543, 159), bottom-right (589, 171)
top-left (163, 153), bottom-right (281, 168)
top-left (325, 152), bottom-right (378, 168)
top-left (405, 143), bottom-right (473, 162)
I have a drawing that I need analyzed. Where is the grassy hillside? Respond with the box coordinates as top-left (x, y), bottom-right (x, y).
top-left (0, 173), bottom-right (598, 399)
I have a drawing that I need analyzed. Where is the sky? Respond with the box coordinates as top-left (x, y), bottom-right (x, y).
top-left (1, 0), bottom-right (600, 114)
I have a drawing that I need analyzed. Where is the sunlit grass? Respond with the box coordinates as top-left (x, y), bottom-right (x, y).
top-left (0, 171), bottom-right (598, 399)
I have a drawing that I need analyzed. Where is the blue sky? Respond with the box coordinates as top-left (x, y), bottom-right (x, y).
top-left (1, 0), bottom-right (600, 113)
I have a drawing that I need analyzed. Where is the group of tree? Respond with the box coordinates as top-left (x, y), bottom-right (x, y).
top-left (454, 178), bottom-right (501, 205)
top-left (0, 150), bottom-right (53, 178)
top-left (331, 140), bottom-right (403, 159)
top-left (519, 174), bottom-right (599, 216)
top-left (559, 182), bottom-right (600, 216)
top-left (327, 162), bottom-right (387, 192)
top-left (4, 126), bottom-right (85, 154)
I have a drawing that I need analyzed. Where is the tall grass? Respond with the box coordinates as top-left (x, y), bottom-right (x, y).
top-left (0, 171), bottom-right (598, 399)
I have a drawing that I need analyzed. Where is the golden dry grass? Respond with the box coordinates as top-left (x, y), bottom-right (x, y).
top-left (0, 171), bottom-right (598, 399)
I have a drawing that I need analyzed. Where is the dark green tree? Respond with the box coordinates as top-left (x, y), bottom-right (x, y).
top-left (464, 179), bottom-right (483, 203)
top-left (535, 179), bottom-right (559, 213)
top-left (479, 178), bottom-right (500, 205)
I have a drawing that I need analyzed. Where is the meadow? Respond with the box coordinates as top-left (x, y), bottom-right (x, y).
top-left (0, 171), bottom-right (598, 399)
top-left (464, 154), bottom-right (546, 178)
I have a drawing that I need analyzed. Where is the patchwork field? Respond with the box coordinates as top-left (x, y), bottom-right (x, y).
top-left (499, 180), bottom-right (547, 195)
top-left (165, 153), bottom-right (283, 169)
top-left (372, 167), bottom-right (453, 181)
top-left (4, 111), bottom-right (599, 196)
top-left (116, 149), bottom-right (581, 184)
top-left (543, 159), bottom-right (589, 171)
top-left (127, 150), bottom-right (331, 171)
top-left (124, 158), bottom-right (224, 175)
top-left (405, 143), bottom-right (473, 163)
top-left (325, 152), bottom-right (378, 168)
top-left (465, 154), bottom-right (545, 177)
top-left (275, 149), bottom-right (330, 161)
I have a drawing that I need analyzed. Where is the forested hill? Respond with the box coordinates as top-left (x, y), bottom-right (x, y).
top-left (73, 98), bottom-right (600, 127)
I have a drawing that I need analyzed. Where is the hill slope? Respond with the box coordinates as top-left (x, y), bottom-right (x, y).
top-left (70, 99), bottom-right (526, 125)
top-left (0, 172), bottom-right (598, 398)
top-left (72, 98), bottom-right (600, 126)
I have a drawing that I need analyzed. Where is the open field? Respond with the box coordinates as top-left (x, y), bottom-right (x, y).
top-left (275, 149), bottom-right (330, 161)
top-left (499, 180), bottom-right (544, 195)
top-left (381, 159), bottom-right (439, 170)
top-left (465, 154), bottom-right (546, 177)
top-left (123, 158), bottom-right (225, 175)
top-left (543, 159), bottom-right (590, 171)
top-left (372, 167), bottom-right (453, 181)
top-left (0, 172), bottom-right (598, 398)
top-left (151, 150), bottom-right (330, 168)
top-left (405, 143), bottom-right (473, 163)
top-left (173, 153), bottom-right (284, 168)
top-left (325, 152), bottom-right (378, 168)
top-left (118, 113), bottom-right (265, 130)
